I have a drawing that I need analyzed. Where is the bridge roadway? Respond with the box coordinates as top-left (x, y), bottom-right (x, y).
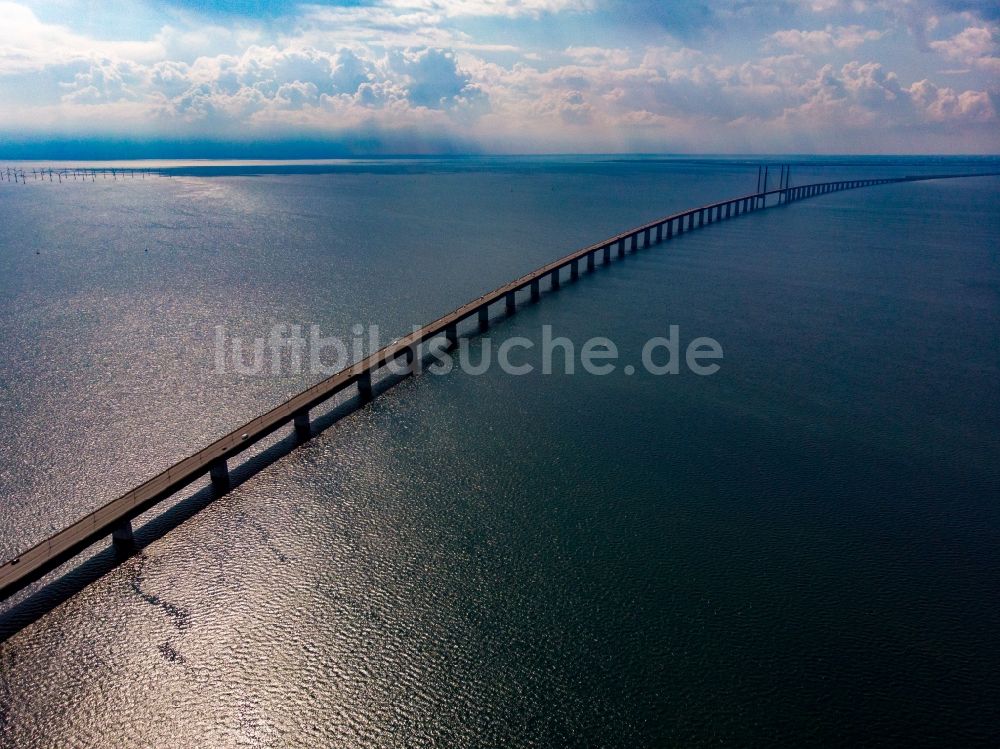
top-left (1, 171), bottom-right (996, 602)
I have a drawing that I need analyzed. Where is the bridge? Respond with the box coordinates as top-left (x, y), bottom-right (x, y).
top-left (1, 170), bottom-right (996, 603)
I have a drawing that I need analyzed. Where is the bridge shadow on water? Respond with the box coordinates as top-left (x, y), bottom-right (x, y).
top-left (0, 368), bottom-right (421, 642)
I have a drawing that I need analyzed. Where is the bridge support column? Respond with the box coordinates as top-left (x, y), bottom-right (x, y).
top-left (630, 234), bottom-right (638, 252)
top-left (643, 228), bottom-right (651, 247)
top-left (656, 224), bottom-right (663, 243)
top-left (210, 459), bottom-right (230, 491)
top-left (445, 324), bottom-right (458, 348)
top-left (587, 252), bottom-right (595, 272)
top-left (666, 219), bottom-right (674, 239)
top-left (688, 213), bottom-right (695, 231)
top-left (530, 279), bottom-right (540, 301)
top-left (602, 245), bottom-right (611, 264)
top-left (294, 409), bottom-right (310, 440)
top-left (112, 519), bottom-right (135, 552)
top-left (479, 306), bottom-right (490, 331)
top-left (551, 270), bottom-right (560, 290)
top-left (358, 370), bottom-right (373, 401)
top-left (725, 203), bottom-right (732, 218)
top-left (506, 291), bottom-right (516, 314)
top-left (698, 209), bottom-right (704, 227)
top-left (618, 239), bottom-right (626, 258)
top-left (400, 347), bottom-right (415, 374)
top-left (571, 259), bottom-right (579, 280)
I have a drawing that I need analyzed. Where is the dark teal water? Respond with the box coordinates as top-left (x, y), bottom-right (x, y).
top-left (0, 158), bottom-right (998, 746)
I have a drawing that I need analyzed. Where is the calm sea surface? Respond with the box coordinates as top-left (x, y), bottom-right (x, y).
top-left (0, 157), bottom-right (998, 746)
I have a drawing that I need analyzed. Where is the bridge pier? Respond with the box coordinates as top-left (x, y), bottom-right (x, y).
top-left (602, 245), bottom-right (611, 264)
top-left (111, 519), bottom-right (135, 552)
top-left (531, 278), bottom-right (540, 301)
top-left (479, 306), bottom-right (490, 331)
top-left (358, 370), bottom-right (373, 400)
top-left (667, 219), bottom-right (674, 239)
top-left (550, 269), bottom-right (560, 290)
top-left (571, 259), bottom-right (579, 280)
top-left (656, 224), bottom-right (663, 243)
top-left (725, 203), bottom-right (732, 218)
top-left (688, 213), bottom-right (695, 231)
top-left (587, 252), bottom-right (595, 272)
top-left (618, 239), bottom-right (626, 258)
top-left (445, 324), bottom-right (458, 348)
top-left (506, 291), bottom-right (516, 314)
top-left (402, 346), bottom-right (416, 373)
top-left (643, 228), bottom-right (651, 247)
top-left (630, 234), bottom-right (638, 252)
top-left (293, 409), bottom-right (310, 440)
top-left (209, 459), bottom-right (230, 491)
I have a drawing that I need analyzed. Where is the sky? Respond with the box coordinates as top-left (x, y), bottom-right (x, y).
top-left (0, 0), bottom-right (998, 155)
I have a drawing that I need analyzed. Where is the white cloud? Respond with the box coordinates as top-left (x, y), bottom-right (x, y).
top-left (930, 26), bottom-right (1000, 74)
top-left (377, 0), bottom-right (594, 19)
top-left (0, 0), bottom-right (996, 152)
top-left (564, 47), bottom-right (630, 66)
top-left (0, 2), bottom-right (164, 73)
top-left (769, 25), bottom-right (885, 54)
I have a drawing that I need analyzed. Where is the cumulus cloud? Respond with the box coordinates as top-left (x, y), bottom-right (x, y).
top-left (0, 0), bottom-right (996, 152)
top-left (564, 47), bottom-right (630, 66)
top-left (768, 25), bottom-right (886, 54)
top-left (930, 26), bottom-right (1000, 73)
top-left (378, 0), bottom-right (595, 18)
